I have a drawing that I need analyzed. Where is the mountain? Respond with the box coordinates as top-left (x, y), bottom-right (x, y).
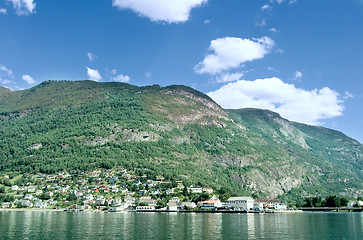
top-left (0, 80), bottom-right (362, 201)
top-left (0, 86), bottom-right (12, 96)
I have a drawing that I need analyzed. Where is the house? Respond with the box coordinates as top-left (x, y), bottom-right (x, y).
top-left (139, 196), bottom-right (157, 207)
top-left (133, 181), bottom-right (141, 186)
top-left (274, 203), bottom-right (287, 210)
top-left (166, 202), bottom-right (178, 211)
top-left (166, 188), bottom-right (175, 194)
top-left (96, 196), bottom-right (105, 205)
top-left (170, 197), bottom-right (180, 202)
top-left (150, 189), bottom-right (160, 195)
top-left (35, 190), bottom-right (43, 195)
top-left (24, 194), bottom-right (33, 200)
top-left (253, 201), bottom-right (264, 210)
top-left (26, 186), bottom-right (36, 193)
top-left (146, 180), bottom-right (156, 187)
top-left (48, 200), bottom-right (58, 205)
top-left (17, 200), bottom-right (33, 208)
top-left (255, 199), bottom-right (283, 209)
top-left (226, 197), bottom-right (255, 211)
top-left (34, 200), bottom-right (48, 208)
top-left (2, 202), bottom-right (12, 208)
top-left (114, 198), bottom-right (122, 206)
top-left (85, 194), bottom-right (94, 201)
top-left (348, 200), bottom-right (363, 208)
top-left (125, 197), bottom-right (136, 207)
top-left (139, 189), bottom-right (148, 195)
top-left (188, 187), bottom-right (203, 194)
top-left (75, 191), bottom-right (83, 198)
top-left (180, 202), bottom-right (197, 210)
top-left (200, 199), bottom-right (223, 210)
top-left (202, 187), bottom-right (214, 194)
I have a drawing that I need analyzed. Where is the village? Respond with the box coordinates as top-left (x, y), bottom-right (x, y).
top-left (0, 168), bottom-right (296, 213)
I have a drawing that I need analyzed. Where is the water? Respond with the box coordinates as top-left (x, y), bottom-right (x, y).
top-left (0, 211), bottom-right (362, 239)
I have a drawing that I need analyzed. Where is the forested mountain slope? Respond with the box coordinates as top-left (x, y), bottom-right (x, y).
top-left (0, 80), bottom-right (362, 200)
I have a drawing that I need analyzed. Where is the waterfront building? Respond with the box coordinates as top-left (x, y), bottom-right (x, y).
top-left (225, 197), bottom-right (254, 210)
top-left (166, 202), bottom-right (178, 211)
top-left (200, 199), bottom-right (223, 210)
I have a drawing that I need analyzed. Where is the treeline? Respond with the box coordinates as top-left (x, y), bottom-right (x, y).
top-left (299, 195), bottom-right (350, 208)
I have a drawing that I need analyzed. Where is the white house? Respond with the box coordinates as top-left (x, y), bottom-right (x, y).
top-left (34, 200), bottom-right (48, 208)
top-left (170, 197), bottom-right (180, 202)
top-left (255, 199), bottom-right (283, 209)
top-left (188, 187), bottom-right (203, 194)
top-left (24, 194), bottom-right (33, 200)
top-left (180, 202), bottom-right (197, 209)
top-left (226, 197), bottom-right (254, 210)
top-left (348, 200), bottom-right (363, 208)
top-left (166, 202), bottom-right (178, 211)
top-left (85, 194), bottom-right (94, 201)
top-left (274, 203), bottom-right (287, 210)
top-left (200, 199), bottom-right (223, 210)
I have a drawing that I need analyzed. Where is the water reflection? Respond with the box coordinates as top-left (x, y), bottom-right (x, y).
top-left (0, 211), bottom-right (362, 239)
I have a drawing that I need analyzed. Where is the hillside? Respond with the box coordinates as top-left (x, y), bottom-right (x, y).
top-left (0, 80), bottom-right (362, 201)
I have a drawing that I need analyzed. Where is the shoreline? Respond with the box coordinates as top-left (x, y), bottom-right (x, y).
top-left (1, 208), bottom-right (361, 213)
top-left (0, 209), bottom-right (348, 214)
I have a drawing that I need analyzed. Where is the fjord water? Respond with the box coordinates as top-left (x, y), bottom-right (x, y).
top-left (0, 211), bottom-right (362, 239)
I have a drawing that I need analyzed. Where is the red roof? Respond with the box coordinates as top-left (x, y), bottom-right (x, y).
top-left (202, 200), bottom-right (220, 204)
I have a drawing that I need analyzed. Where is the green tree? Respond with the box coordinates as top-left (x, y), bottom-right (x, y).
top-left (324, 196), bottom-right (341, 207)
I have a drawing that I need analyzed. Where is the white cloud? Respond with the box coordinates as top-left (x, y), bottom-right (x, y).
top-left (261, 4), bottom-right (272, 11)
top-left (145, 72), bottom-right (152, 78)
top-left (0, 8), bottom-right (7, 14)
top-left (86, 67), bottom-right (102, 81)
top-left (255, 19), bottom-right (266, 27)
top-left (207, 77), bottom-right (344, 125)
top-left (112, 74), bottom-right (130, 83)
top-left (7, 0), bottom-right (36, 15)
top-left (343, 92), bottom-right (354, 99)
top-left (271, 0), bottom-right (285, 3)
top-left (270, 0), bottom-right (297, 5)
top-left (112, 0), bottom-right (207, 23)
top-left (269, 28), bottom-right (279, 33)
top-left (0, 78), bottom-right (12, 85)
top-left (195, 36), bottom-right (275, 75)
top-left (216, 73), bottom-right (244, 83)
top-left (293, 71), bottom-right (302, 81)
top-left (204, 19), bottom-right (210, 24)
top-left (87, 52), bottom-right (97, 62)
top-left (275, 48), bottom-right (284, 54)
top-left (0, 64), bottom-right (14, 77)
top-left (22, 74), bottom-right (35, 84)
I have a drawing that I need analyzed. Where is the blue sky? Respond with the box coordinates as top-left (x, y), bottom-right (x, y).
top-left (0, 0), bottom-right (362, 143)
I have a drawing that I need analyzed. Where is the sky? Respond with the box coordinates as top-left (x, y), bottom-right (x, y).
top-left (0, 0), bottom-right (362, 143)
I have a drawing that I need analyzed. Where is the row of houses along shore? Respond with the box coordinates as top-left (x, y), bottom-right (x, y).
top-left (1, 169), bottom-right (288, 213)
top-left (134, 196), bottom-right (288, 213)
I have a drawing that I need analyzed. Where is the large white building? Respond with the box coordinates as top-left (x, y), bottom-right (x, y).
top-left (226, 197), bottom-right (254, 210)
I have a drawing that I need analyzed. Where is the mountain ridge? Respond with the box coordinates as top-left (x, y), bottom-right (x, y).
top-left (0, 80), bottom-right (362, 201)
